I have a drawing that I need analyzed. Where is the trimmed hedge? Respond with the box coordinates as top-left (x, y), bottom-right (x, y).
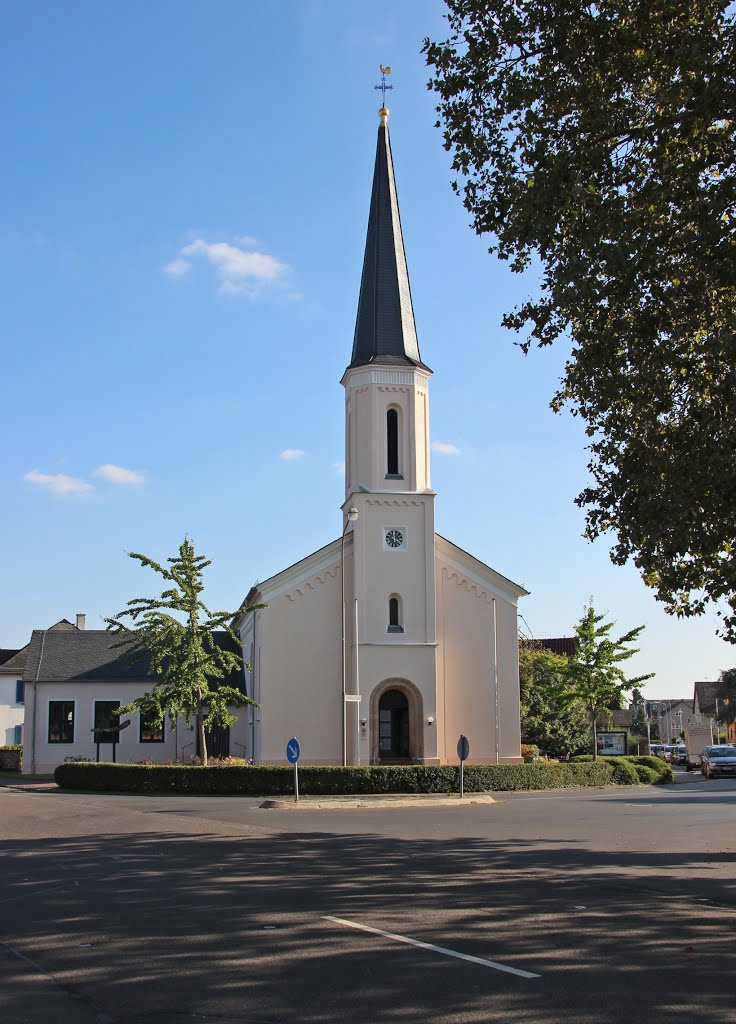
top-left (55, 758), bottom-right (645, 795)
top-left (571, 754), bottom-right (673, 784)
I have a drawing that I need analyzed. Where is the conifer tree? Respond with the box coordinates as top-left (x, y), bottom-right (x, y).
top-left (105, 538), bottom-right (262, 766)
top-left (567, 602), bottom-right (653, 759)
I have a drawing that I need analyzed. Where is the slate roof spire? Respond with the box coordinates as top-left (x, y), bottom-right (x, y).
top-left (348, 106), bottom-right (428, 372)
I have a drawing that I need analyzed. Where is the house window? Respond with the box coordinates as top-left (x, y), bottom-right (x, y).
top-left (48, 701), bottom-right (75, 743)
top-left (386, 408), bottom-right (401, 477)
top-left (14, 724), bottom-right (22, 745)
top-left (15, 680), bottom-right (24, 704)
top-left (140, 709), bottom-right (165, 743)
top-left (387, 595), bottom-right (404, 634)
top-left (94, 701), bottom-right (120, 744)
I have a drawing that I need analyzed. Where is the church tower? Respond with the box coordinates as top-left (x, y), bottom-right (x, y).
top-left (341, 105), bottom-right (439, 765)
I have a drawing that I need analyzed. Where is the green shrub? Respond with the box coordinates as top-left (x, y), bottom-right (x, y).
top-left (0, 744), bottom-right (22, 752)
top-left (605, 759), bottom-right (641, 784)
top-left (55, 759), bottom-right (630, 795)
top-left (521, 743), bottom-right (540, 763)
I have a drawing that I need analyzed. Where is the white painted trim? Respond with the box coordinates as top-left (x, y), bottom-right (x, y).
top-left (341, 367), bottom-right (432, 390)
top-left (435, 534), bottom-right (528, 603)
top-left (357, 642), bottom-right (439, 648)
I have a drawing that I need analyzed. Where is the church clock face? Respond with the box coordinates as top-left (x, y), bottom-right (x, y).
top-left (385, 529), bottom-right (404, 549)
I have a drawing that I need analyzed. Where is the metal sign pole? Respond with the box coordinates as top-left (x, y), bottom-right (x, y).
top-left (460, 759), bottom-right (464, 799)
top-left (294, 762), bottom-right (299, 803)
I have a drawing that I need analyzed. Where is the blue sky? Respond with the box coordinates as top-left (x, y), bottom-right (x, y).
top-left (1, 0), bottom-right (731, 698)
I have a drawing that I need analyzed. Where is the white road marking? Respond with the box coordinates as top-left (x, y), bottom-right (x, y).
top-left (323, 915), bottom-right (540, 979)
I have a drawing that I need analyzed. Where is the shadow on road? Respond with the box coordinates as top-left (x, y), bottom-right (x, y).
top-left (2, 815), bottom-right (736, 1024)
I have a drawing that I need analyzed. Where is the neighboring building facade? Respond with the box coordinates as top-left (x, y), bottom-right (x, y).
top-left (235, 106), bottom-right (527, 766)
top-left (645, 697), bottom-right (698, 743)
top-left (693, 681), bottom-right (735, 743)
top-left (21, 623), bottom-right (245, 774)
top-left (0, 647), bottom-right (27, 746)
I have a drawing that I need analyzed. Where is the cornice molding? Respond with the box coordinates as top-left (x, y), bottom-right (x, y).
top-left (342, 367), bottom-right (431, 391)
top-left (435, 533), bottom-right (529, 604)
top-left (366, 497), bottom-right (426, 508)
top-left (286, 564), bottom-right (340, 602)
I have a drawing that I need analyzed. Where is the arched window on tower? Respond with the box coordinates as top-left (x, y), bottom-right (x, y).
top-left (387, 595), bottom-right (404, 634)
top-left (386, 407), bottom-right (401, 478)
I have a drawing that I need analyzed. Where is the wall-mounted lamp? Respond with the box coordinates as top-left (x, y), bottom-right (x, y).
top-left (427, 716), bottom-right (434, 725)
top-left (360, 717), bottom-right (367, 726)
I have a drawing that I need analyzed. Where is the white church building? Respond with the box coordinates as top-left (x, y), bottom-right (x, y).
top-left (18, 106), bottom-right (527, 774)
top-left (234, 106), bottom-right (527, 766)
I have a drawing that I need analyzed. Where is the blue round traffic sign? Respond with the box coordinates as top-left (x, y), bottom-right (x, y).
top-left (286, 737), bottom-right (301, 764)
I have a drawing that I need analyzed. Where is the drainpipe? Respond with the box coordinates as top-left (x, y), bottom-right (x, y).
top-left (493, 598), bottom-right (499, 765)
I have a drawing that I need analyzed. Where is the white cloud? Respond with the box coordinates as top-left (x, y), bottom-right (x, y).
top-left (280, 449), bottom-right (306, 462)
top-left (170, 237), bottom-right (286, 294)
top-left (333, 460), bottom-right (345, 475)
top-left (162, 257), bottom-right (190, 276)
top-left (24, 470), bottom-right (94, 498)
top-left (94, 464), bottom-right (144, 485)
top-left (431, 441), bottom-right (462, 456)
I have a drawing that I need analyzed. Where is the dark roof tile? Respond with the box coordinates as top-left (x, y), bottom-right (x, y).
top-left (22, 629), bottom-right (244, 690)
top-left (348, 113), bottom-right (429, 373)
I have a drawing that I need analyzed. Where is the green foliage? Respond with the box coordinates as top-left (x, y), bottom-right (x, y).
top-left (631, 687), bottom-right (648, 736)
top-left (0, 744), bottom-right (22, 752)
top-left (716, 667), bottom-right (736, 724)
top-left (519, 644), bottom-right (590, 757)
top-left (424, 2), bottom-right (736, 640)
top-left (105, 537), bottom-right (263, 766)
top-left (571, 753), bottom-right (673, 784)
top-left (521, 743), bottom-right (540, 762)
top-left (53, 758), bottom-right (652, 795)
top-left (604, 759), bottom-right (641, 785)
top-left (568, 602), bottom-right (653, 756)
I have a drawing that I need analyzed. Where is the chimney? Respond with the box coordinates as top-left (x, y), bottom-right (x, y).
top-left (76, 613), bottom-right (86, 631)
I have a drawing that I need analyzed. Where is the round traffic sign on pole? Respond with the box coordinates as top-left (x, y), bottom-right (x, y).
top-left (286, 738), bottom-right (301, 803)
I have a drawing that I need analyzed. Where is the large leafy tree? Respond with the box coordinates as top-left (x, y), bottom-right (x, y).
top-left (519, 644), bottom-right (590, 757)
top-left (715, 667), bottom-right (736, 725)
top-left (106, 538), bottom-right (262, 766)
top-left (424, 2), bottom-right (736, 638)
top-left (567, 602), bottom-right (653, 757)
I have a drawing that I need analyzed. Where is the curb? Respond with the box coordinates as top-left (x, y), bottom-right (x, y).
top-left (259, 794), bottom-right (496, 810)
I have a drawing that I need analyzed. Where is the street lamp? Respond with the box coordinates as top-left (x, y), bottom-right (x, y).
top-left (341, 507), bottom-right (359, 767)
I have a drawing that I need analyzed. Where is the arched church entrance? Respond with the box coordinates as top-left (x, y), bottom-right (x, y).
top-left (378, 689), bottom-right (409, 760)
top-left (371, 680), bottom-right (424, 764)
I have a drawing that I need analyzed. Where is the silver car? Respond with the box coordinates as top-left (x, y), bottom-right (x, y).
top-left (702, 745), bottom-right (736, 778)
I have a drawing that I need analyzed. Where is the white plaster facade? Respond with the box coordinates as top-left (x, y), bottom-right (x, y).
top-left (0, 670), bottom-right (24, 746)
top-left (23, 681), bottom-right (249, 775)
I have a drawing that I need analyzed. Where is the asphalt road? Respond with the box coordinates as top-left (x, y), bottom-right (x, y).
top-left (2, 769), bottom-right (735, 1024)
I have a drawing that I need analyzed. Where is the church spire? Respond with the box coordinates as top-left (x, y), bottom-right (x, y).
top-left (347, 106), bottom-right (428, 372)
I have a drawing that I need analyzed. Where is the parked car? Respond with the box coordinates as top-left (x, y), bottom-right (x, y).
top-left (671, 745), bottom-right (687, 766)
top-left (701, 745), bottom-right (736, 778)
top-left (649, 743), bottom-right (665, 758)
top-left (660, 744), bottom-right (678, 762)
